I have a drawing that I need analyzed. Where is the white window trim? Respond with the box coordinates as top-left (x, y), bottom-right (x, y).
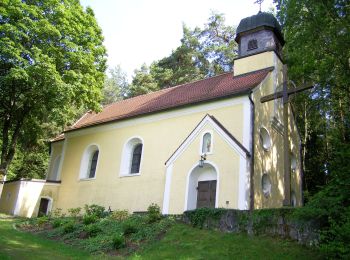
top-left (199, 130), bottom-right (214, 155)
top-left (119, 136), bottom-right (144, 177)
top-left (78, 143), bottom-right (100, 181)
top-left (259, 126), bottom-right (272, 152)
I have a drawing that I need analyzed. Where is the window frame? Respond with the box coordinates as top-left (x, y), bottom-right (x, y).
top-left (119, 136), bottom-right (144, 177)
top-left (79, 144), bottom-right (100, 181)
top-left (200, 130), bottom-right (213, 155)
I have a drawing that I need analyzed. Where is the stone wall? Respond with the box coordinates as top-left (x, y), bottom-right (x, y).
top-left (182, 208), bottom-right (320, 246)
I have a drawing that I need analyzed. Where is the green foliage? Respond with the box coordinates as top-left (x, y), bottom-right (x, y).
top-left (147, 203), bottom-right (162, 223)
top-left (185, 208), bottom-right (226, 228)
top-left (63, 221), bottom-right (76, 234)
top-left (37, 216), bottom-right (49, 226)
top-left (102, 66), bottom-right (129, 104)
top-left (52, 219), bottom-right (64, 228)
top-left (111, 233), bottom-right (125, 249)
top-left (129, 64), bottom-right (159, 97)
top-left (84, 224), bottom-right (102, 238)
top-left (51, 208), bottom-right (64, 218)
top-left (0, 0), bottom-right (107, 178)
top-left (122, 221), bottom-right (138, 235)
top-left (84, 204), bottom-right (105, 218)
top-left (82, 215), bottom-right (98, 225)
top-left (67, 207), bottom-right (81, 218)
top-left (274, 1), bottom-right (350, 257)
top-left (110, 210), bottom-right (129, 221)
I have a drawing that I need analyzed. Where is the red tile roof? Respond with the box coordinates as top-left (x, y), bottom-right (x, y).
top-left (63, 67), bottom-right (272, 134)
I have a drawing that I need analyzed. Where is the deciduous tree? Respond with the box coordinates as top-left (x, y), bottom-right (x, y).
top-left (0, 0), bottom-right (107, 179)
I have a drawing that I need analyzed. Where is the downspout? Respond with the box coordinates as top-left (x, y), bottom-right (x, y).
top-left (249, 92), bottom-right (255, 212)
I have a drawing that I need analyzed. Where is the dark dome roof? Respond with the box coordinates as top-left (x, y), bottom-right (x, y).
top-left (235, 12), bottom-right (284, 44)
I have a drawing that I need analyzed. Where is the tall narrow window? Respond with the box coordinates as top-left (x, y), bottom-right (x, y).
top-left (131, 144), bottom-right (142, 174)
top-left (120, 137), bottom-right (144, 177)
top-left (88, 150), bottom-right (99, 178)
top-left (202, 133), bottom-right (212, 154)
top-left (80, 144), bottom-right (99, 180)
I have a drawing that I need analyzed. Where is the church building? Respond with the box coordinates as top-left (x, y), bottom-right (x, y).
top-left (0, 12), bottom-right (302, 217)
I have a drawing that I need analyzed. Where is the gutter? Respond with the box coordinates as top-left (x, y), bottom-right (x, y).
top-left (249, 92), bottom-right (255, 211)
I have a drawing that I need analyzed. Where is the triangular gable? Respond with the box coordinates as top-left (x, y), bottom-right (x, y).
top-left (165, 114), bottom-right (251, 166)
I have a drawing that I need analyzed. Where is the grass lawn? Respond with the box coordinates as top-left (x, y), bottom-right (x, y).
top-left (0, 215), bottom-right (322, 260)
top-left (134, 223), bottom-right (323, 260)
top-left (0, 215), bottom-right (95, 260)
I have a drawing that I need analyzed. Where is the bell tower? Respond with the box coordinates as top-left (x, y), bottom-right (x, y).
top-left (234, 12), bottom-right (285, 76)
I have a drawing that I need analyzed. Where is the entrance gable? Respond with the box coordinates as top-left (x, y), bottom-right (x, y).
top-left (165, 114), bottom-right (251, 167)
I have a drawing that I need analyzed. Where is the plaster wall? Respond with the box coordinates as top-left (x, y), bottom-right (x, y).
top-left (54, 98), bottom-right (247, 214)
top-left (251, 53), bottom-right (302, 208)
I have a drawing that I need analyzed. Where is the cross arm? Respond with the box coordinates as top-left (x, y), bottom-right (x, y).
top-left (260, 84), bottom-right (314, 103)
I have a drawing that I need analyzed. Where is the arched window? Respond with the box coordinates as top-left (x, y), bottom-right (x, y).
top-left (120, 137), bottom-right (144, 176)
top-left (80, 145), bottom-right (99, 179)
top-left (88, 150), bottom-right (99, 178)
top-left (131, 144), bottom-right (143, 174)
top-left (201, 132), bottom-right (212, 154)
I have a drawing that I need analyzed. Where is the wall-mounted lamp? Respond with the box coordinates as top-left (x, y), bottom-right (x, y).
top-left (199, 154), bottom-right (207, 168)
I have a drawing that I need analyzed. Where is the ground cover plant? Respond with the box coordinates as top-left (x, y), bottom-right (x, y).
top-left (2, 209), bottom-right (323, 259)
top-left (17, 204), bottom-right (173, 257)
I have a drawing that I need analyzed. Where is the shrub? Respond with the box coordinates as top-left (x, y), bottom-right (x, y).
top-left (83, 214), bottom-right (98, 225)
top-left (84, 224), bottom-right (102, 237)
top-left (147, 203), bottom-right (162, 223)
top-left (84, 204), bottom-right (105, 218)
top-left (63, 221), bottom-right (76, 234)
top-left (112, 233), bottom-right (125, 249)
top-left (52, 219), bottom-right (64, 228)
top-left (52, 208), bottom-right (65, 218)
top-left (37, 216), bottom-right (49, 226)
top-left (68, 207), bottom-right (82, 218)
top-left (122, 221), bottom-right (138, 235)
top-left (110, 210), bottom-right (129, 221)
top-left (185, 208), bottom-right (225, 228)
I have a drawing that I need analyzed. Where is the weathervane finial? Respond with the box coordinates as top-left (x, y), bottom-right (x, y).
top-left (254, 0), bottom-right (264, 12)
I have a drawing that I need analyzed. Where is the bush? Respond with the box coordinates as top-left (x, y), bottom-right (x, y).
top-left (52, 208), bottom-right (65, 218)
top-left (185, 208), bottom-right (226, 228)
top-left (112, 233), bottom-right (125, 249)
top-left (110, 210), bottom-right (129, 221)
top-left (63, 221), bottom-right (76, 234)
top-left (147, 203), bottom-right (162, 223)
top-left (122, 221), bottom-right (138, 235)
top-left (68, 207), bottom-right (82, 218)
top-left (52, 219), bottom-right (64, 228)
top-left (84, 224), bottom-right (102, 237)
top-left (37, 216), bottom-right (49, 226)
top-left (84, 204), bottom-right (105, 218)
top-left (83, 214), bottom-right (98, 225)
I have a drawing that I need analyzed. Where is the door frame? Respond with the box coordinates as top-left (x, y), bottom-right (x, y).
top-left (37, 196), bottom-right (53, 217)
top-left (184, 161), bottom-right (220, 211)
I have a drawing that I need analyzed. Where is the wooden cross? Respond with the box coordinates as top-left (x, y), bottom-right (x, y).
top-left (254, 0), bottom-right (264, 12)
top-left (260, 65), bottom-right (313, 206)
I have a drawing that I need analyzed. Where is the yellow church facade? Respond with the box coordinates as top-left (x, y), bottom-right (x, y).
top-left (0, 12), bottom-right (303, 217)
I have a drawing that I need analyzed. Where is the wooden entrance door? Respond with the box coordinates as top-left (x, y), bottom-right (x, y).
top-left (196, 180), bottom-right (217, 208)
top-left (37, 198), bottom-right (49, 217)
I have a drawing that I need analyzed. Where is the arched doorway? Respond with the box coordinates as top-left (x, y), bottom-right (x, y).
top-left (186, 163), bottom-right (218, 211)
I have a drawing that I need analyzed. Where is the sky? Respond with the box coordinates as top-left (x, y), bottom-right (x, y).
top-left (80, 0), bottom-right (275, 78)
